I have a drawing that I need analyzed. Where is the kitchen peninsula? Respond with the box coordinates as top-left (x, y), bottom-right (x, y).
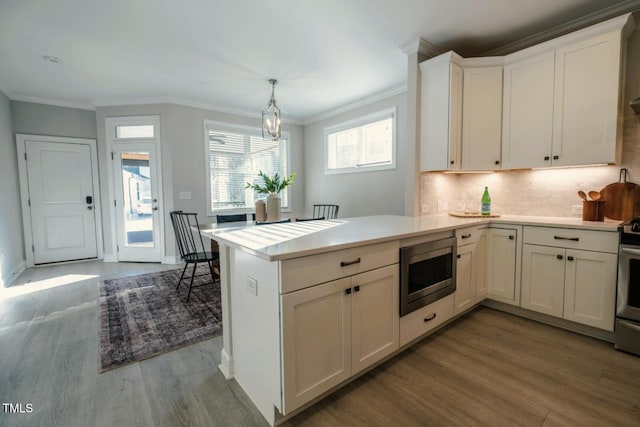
top-left (200, 214), bottom-right (620, 425)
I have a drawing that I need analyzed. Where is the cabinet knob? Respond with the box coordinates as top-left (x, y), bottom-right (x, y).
top-left (553, 155), bottom-right (559, 160)
top-left (544, 156), bottom-right (550, 161)
top-left (457, 254), bottom-right (461, 259)
top-left (354, 285), bottom-right (360, 293)
top-left (345, 288), bottom-right (352, 295)
top-left (557, 254), bottom-right (563, 260)
top-left (508, 235), bottom-right (514, 240)
top-left (495, 160), bottom-right (500, 165)
top-left (450, 160), bottom-right (455, 165)
top-left (567, 256), bottom-right (574, 261)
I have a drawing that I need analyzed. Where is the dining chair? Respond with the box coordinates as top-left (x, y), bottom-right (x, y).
top-left (255, 218), bottom-right (292, 225)
top-left (216, 213), bottom-right (247, 223)
top-left (170, 211), bottom-right (218, 302)
top-left (312, 204), bottom-right (339, 219)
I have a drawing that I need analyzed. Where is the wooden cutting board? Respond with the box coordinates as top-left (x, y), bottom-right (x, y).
top-left (599, 168), bottom-right (640, 221)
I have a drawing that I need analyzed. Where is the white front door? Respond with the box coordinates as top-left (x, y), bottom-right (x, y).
top-left (112, 143), bottom-right (162, 262)
top-left (24, 140), bottom-right (98, 264)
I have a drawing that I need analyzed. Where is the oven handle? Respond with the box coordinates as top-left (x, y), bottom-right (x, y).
top-left (621, 247), bottom-right (640, 256)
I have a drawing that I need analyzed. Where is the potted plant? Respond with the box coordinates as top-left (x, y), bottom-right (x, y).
top-left (245, 171), bottom-right (296, 221)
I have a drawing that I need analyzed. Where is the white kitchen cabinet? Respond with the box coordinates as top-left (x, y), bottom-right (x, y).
top-left (521, 226), bottom-right (618, 331)
top-left (454, 226), bottom-right (487, 314)
top-left (501, 15), bottom-right (631, 169)
top-left (521, 244), bottom-right (566, 317)
top-left (420, 52), bottom-right (463, 171)
top-left (486, 226), bottom-right (522, 306)
top-left (461, 66), bottom-right (503, 170)
top-left (281, 264), bottom-right (398, 412)
top-left (552, 30), bottom-right (624, 166)
top-left (502, 51), bottom-right (555, 169)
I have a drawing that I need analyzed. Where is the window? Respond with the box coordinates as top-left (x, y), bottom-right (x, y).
top-left (115, 125), bottom-right (155, 139)
top-left (325, 108), bottom-right (396, 174)
top-left (205, 121), bottom-right (291, 214)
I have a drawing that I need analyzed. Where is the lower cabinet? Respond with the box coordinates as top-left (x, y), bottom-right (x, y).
top-left (280, 264), bottom-right (399, 412)
top-left (521, 244), bottom-right (617, 330)
top-left (454, 226), bottom-right (487, 314)
top-left (486, 226), bottom-right (522, 305)
top-left (520, 226), bottom-right (618, 331)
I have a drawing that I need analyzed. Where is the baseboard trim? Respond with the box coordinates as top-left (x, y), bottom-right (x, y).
top-left (482, 299), bottom-right (615, 343)
top-left (0, 260), bottom-right (26, 287)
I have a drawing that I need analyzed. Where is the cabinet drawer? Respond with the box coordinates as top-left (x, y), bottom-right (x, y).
top-left (523, 226), bottom-right (618, 253)
top-left (400, 293), bottom-right (454, 347)
top-left (280, 241), bottom-right (399, 294)
top-left (456, 225), bottom-right (485, 247)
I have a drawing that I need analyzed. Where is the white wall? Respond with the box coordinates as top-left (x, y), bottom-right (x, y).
top-left (96, 103), bottom-right (305, 261)
top-left (420, 26), bottom-right (640, 218)
top-left (303, 92), bottom-right (407, 218)
top-left (0, 92), bottom-right (25, 286)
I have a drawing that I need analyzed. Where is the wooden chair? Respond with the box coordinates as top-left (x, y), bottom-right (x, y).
top-left (216, 213), bottom-right (247, 223)
top-left (170, 211), bottom-right (218, 302)
top-left (313, 204), bottom-right (339, 219)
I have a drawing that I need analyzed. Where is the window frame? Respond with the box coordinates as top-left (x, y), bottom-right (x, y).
top-left (203, 120), bottom-right (292, 217)
top-left (323, 107), bottom-right (397, 175)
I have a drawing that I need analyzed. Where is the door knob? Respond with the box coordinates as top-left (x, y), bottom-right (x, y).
top-left (87, 206), bottom-right (93, 210)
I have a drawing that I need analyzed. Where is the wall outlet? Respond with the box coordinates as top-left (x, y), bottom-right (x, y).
top-left (572, 205), bottom-right (583, 216)
top-left (246, 276), bottom-right (258, 296)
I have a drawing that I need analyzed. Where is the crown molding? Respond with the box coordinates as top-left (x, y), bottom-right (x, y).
top-left (303, 85), bottom-right (407, 126)
top-left (483, 1), bottom-right (640, 56)
top-left (8, 93), bottom-right (96, 111)
top-left (400, 37), bottom-right (442, 58)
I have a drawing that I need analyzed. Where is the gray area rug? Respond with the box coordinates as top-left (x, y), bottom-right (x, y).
top-left (99, 265), bottom-right (222, 372)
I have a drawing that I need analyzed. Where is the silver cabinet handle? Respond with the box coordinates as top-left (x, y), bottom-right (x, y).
top-left (621, 247), bottom-right (640, 256)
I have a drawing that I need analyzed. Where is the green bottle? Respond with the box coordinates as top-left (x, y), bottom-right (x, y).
top-left (481, 187), bottom-right (491, 216)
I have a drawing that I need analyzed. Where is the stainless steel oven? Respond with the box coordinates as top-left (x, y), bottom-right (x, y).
top-left (400, 237), bottom-right (456, 316)
top-left (616, 220), bottom-right (640, 356)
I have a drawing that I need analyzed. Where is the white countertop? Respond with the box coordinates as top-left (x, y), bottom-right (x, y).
top-left (200, 214), bottom-right (622, 262)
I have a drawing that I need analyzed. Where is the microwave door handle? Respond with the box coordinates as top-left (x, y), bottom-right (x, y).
top-left (621, 247), bottom-right (640, 256)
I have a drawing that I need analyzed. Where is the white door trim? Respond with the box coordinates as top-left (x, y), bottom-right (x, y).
top-left (105, 115), bottom-right (164, 263)
top-left (16, 134), bottom-right (104, 268)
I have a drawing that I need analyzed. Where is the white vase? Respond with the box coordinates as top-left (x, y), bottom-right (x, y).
top-left (266, 194), bottom-right (281, 221)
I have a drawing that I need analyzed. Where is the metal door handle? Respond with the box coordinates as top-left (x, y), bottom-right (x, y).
top-left (87, 206), bottom-right (93, 210)
top-left (621, 247), bottom-right (640, 256)
top-left (152, 207), bottom-right (158, 211)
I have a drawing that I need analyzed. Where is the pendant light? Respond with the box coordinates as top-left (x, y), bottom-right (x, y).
top-left (262, 79), bottom-right (281, 140)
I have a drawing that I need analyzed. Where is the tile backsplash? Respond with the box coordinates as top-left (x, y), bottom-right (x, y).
top-left (420, 114), bottom-right (640, 218)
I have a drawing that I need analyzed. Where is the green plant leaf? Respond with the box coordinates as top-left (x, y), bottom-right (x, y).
top-left (245, 170), bottom-right (296, 194)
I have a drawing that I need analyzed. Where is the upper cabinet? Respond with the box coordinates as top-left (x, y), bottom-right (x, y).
top-left (502, 51), bottom-right (555, 169)
top-left (419, 52), bottom-right (463, 171)
top-left (461, 63), bottom-right (503, 170)
top-left (420, 13), bottom-right (634, 172)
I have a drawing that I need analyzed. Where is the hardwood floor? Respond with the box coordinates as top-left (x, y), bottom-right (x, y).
top-left (1, 261), bottom-right (639, 426)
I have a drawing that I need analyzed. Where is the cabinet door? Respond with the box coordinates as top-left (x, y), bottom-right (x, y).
top-left (564, 249), bottom-right (617, 331)
top-left (455, 243), bottom-right (475, 314)
top-left (502, 51), bottom-right (555, 169)
top-left (281, 277), bottom-right (352, 412)
top-left (552, 31), bottom-right (622, 166)
top-left (461, 66), bottom-right (503, 170)
top-left (351, 265), bottom-right (399, 374)
top-left (487, 228), bottom-right (518, 304)
top-left (521, 244), bottom-right (565, 317)
top-left (420, 55), bottom-right (462, 171)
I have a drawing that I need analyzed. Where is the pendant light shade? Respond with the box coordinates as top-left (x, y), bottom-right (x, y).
top-left (262, 79), bottom-right (281, 140)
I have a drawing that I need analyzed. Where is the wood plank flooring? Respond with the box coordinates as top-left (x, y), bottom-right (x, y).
top-left (1, 261), bottom-right (639, 426)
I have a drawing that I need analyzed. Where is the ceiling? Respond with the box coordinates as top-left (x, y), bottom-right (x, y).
top-left (0, 0), bottom-right (638, 123)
